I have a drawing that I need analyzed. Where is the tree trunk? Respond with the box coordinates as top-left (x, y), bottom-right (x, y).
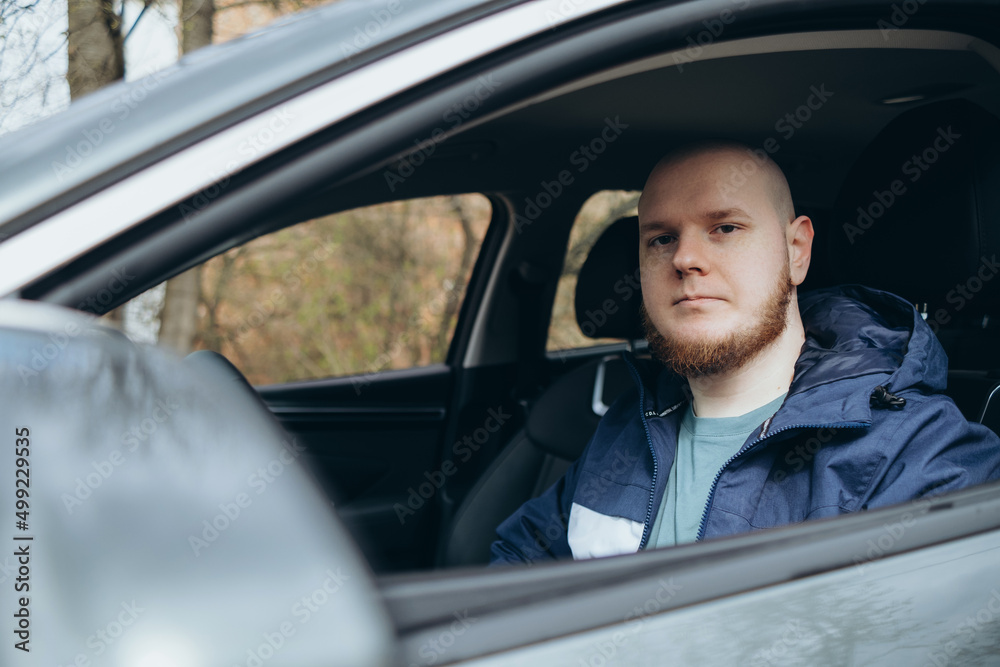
top-left (67, 0), bottom-right (124, 325)
top-left (66, 0), bottom-right (124, 99)
top-left (181, 0), bottom-right (214, 52)
top-left (158, 270), bottom-right (201, 353)
top-left (157, 0), bottom-right (214, 354)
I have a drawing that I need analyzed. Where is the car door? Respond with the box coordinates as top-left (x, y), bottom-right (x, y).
top-left (189, 193), bottom-right (508, 573)
top-left (382, 484), bottom-right (1000, 665)
top-left (4, 0), bottom-right (1000, 664)
top-left (0, 0), bottom-right (636, 574)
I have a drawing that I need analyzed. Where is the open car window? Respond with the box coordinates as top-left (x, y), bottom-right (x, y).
top-left (118, 195), bottom-right (490, 384)
top-left (4, 0), bottom-right (1000, 665)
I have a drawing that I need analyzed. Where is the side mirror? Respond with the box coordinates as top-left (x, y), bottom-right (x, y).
top-left (0, 301), bottom-right (395, 667)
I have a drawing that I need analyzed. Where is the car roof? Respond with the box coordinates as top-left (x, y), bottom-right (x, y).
top-left (0, 0), bottom-right (524, 234)
top-left (306, 31), bottom-right (1000, 214)
top-left (6, 0), bottom-right (1000, 304)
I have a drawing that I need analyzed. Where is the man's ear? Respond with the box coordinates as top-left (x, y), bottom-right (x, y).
top-left (787, 215), bottom-right (814, 286)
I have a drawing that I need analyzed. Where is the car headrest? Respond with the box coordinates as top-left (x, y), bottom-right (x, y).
top-left (574, 215), bottom-right (644, 340)
top-left (527, 355), bottom-right (636, 460)
top-left (830, 99), bottom-right (1000, 316)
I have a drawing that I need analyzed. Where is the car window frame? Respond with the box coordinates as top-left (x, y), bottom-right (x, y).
top-left (381, 480), bottom-right (1000, 664)
top-left (7, 1), bottom-right (1000, 658)
top-left (0, 0), bottom-right (633, 299)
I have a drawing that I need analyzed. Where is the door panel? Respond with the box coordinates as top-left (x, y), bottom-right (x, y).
top-left (382, 483), bottom-right (1000, 666)
top-left (456, 529), bottom-right (1000, 666)
top-left (259, 364), bottom-right (453, 572)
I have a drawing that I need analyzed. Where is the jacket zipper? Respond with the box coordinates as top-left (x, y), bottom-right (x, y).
top-left (694, 420), bottom-right (869, 542)
top-left (624, 356), bottom-right (659, 551)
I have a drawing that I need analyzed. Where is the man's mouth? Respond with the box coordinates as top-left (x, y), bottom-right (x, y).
top-left (675, 295), bottom-right (722, 305)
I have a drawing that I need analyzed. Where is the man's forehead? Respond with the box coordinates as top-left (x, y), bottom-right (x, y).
top-left (638, 206), bottom-right (753, 230)
top-left (639, 150), bottom-right (778, 221)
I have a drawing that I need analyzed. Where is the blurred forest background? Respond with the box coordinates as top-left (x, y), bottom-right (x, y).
top-left (1, 0), bottom-right (638, 384)
top-left (184, 195), bottom-right (490, 385)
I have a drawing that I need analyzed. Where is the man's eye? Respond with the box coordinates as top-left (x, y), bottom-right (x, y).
top-left (717, 224), bottom-right (738, 234)
top-left (650, 235), bottom-right (674, 246)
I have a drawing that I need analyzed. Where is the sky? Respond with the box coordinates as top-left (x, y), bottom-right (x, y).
top-left (0, 0), bottom-right (181, 341)
top-left (0, 0), bottom-right (179, 137)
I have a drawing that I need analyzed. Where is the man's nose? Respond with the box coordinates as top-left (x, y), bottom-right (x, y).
top-left (671, 235), bottom-right (709, 277)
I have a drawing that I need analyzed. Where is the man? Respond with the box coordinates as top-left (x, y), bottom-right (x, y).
top-left (490, 141), bottom-right (1000, 564)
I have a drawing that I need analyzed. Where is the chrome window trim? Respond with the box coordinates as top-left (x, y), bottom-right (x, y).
top-left (979, 382), bottom-right (1000, 424)
top-left (0, 0), bottom-right (632, 298)
top-left (592, 354), bottom-right (621, 417)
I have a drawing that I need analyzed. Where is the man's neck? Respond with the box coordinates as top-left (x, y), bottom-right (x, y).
top-left (686, 311), bottom-right (805, 419)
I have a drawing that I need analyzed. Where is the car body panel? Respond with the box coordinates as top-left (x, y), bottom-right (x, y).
top-left (454, 529), bottom-right (1000, 666)
top-left (0, 0), bottom-right (633, 297)
top-left (3, 0), bottom-right (1000, 663)
top-left (0, 0), bottom-right (519, 231)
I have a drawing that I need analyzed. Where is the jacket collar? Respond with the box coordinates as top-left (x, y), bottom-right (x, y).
top-left (633, 285), bottom-right (940, 430)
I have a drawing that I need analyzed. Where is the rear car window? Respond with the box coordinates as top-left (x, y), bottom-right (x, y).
top-left (547, 190), bottom-right (639, 351)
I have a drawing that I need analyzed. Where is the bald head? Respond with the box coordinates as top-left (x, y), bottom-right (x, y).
top-left (641, 141), bottom-right (795, 226)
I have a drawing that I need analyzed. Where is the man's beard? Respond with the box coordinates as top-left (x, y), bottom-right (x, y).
top-left (641, 263), bottom-right (793, 379)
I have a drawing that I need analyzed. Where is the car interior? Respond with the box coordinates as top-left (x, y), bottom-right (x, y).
top-left (255, 28), bottom-right (1000, 574)
top-left (14, 3), bottom-right (1000, 662)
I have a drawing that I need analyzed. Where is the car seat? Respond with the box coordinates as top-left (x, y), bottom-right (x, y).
top-left (439, 216), bottom-right (646, 566)
top-left (830, 98), bottom-right (1000, 423)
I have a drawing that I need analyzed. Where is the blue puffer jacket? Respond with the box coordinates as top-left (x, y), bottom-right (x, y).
top-left (491, 286), bottom-right (1000, 564)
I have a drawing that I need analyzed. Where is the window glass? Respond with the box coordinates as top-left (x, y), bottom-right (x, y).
top-left (547, 190), bottom-right (640, 351)
top-left (124, 195), bottom-right (491, 384)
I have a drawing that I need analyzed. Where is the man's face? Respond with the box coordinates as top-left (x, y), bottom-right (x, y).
top-left (637, 149), bottom-right (807, 377)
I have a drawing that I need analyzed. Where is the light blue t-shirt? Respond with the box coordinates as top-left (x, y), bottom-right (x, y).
top-left (646, 393), bottom-right (787, 548)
